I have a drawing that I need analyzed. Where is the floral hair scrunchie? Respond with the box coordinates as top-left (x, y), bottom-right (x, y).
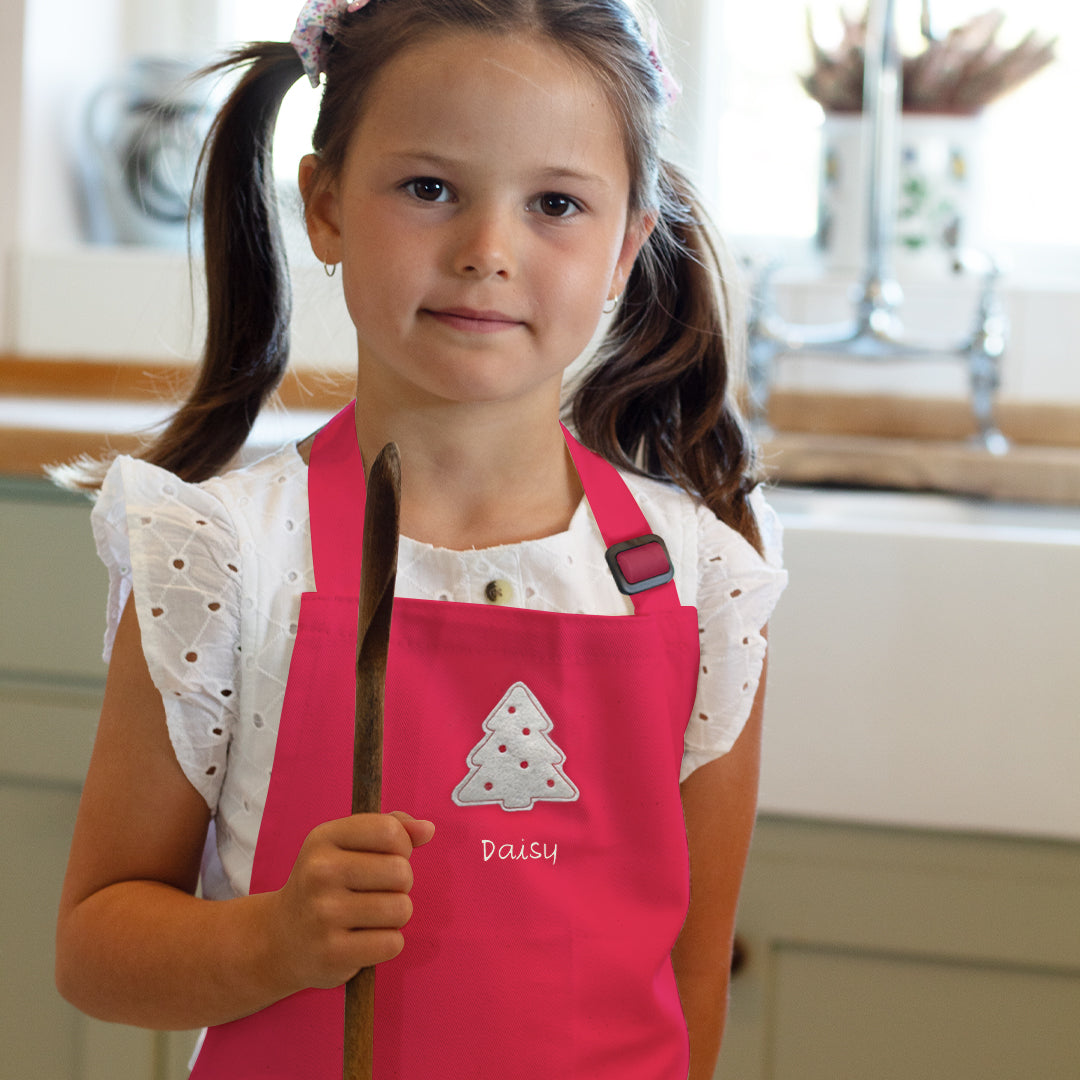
top-left (646, 18), bottom-right (681, 105)
top-left (291, 0), bottom-right (372, 86)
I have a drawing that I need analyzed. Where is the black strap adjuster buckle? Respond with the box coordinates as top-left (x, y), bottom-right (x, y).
top-left (605, 533), bottom-right (675, 596)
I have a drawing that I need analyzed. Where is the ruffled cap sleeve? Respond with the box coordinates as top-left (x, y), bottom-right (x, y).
top-left (91, 457), bottom-right (243, 810)
top-left (681, 486), bottom-right (787, 780)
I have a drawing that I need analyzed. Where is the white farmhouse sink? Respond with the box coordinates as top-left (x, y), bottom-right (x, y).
top-left (761, 485), bottom-right (1080, 841)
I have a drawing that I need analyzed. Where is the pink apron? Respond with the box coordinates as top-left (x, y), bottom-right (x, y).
top-left (189, 403), bottom-right (700, 1078)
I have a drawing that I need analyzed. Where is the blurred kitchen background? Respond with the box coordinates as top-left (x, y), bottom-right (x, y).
top-left (2, 0), bottom-right (1079, 1077)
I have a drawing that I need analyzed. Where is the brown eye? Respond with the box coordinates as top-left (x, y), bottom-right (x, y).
top-left (406, 177), bottom-right (449, 202)
top-left (532, 192), bottom-right (580, 218)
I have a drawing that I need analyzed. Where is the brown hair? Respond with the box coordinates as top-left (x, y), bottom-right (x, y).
top-left (80, 0), bottom-right (762, 550)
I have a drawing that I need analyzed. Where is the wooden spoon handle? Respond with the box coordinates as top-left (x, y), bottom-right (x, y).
top-left (344, 442), bottom-right (401, 1080)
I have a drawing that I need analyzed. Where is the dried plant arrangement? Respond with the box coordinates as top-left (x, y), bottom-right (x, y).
top-left (802, 5), bottom-right (1057, 114)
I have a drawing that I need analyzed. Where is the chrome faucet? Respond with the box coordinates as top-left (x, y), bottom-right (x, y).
top-left (746, 0), bottom-right (1009, 454)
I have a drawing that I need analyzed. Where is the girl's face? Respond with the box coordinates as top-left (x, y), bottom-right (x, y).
top-left (303, 31), bottom-right (653, 417)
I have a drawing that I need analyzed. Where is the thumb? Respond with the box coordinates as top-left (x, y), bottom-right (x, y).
top-left (388, 810), bottom-right (436, 848)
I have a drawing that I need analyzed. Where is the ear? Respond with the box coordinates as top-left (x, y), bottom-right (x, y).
top-left (608, 209), bottom-right (658, 299)
top-left (299, 153), bottom-right (343, 265)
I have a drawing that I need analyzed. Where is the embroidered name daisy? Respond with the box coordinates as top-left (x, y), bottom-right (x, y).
top-left (482, 839), bottom-right (559, 867)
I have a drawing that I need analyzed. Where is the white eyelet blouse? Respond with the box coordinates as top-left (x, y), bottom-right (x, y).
top-left (92, 442), bottom-right (787, 899)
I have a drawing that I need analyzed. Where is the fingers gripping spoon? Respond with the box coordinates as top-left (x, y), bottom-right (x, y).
top-left (344, 443), bottom-right (401, 1080)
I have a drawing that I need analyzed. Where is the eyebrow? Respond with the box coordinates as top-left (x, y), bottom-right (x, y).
top-left (386, 151), bottom-right (611, 190)
top-left (536, 165), bottom-right (612, 190)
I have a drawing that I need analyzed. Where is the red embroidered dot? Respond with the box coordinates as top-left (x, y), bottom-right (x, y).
top-left (547, 779), bottom-right (555, 788)
top-left (498, 745), bottom-right (507, 753)
top-left (508, 706), bottom-right (516, 714)
top-left (484, 782), bottom-right (493, 791)
top-left (522, 728), bottom-right (530, 736)
top-left (520, 760), bottom-right (529, 769)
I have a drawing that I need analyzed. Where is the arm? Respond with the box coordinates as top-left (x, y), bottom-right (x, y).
top-left (672, 645), bottom-right (767, 1080)
top-left (55, 597), bottom-right (432, 1030)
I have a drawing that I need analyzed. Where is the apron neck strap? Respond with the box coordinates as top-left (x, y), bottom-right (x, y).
top-left (306, 404), bottom-right (681, 612)
top-left (307, 401), bottom-right (366, 596)
top-left (560, 424), bottom-right (681, 615)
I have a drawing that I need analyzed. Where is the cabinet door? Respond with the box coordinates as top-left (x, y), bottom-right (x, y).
top-left (717, 818), bottom-right (1080, 1079)
top-left (769, 947), bottom-right (1080, 1080)
top-left (1, 483), bottom-right (202, 1080)
top-left (1, 777), bottom-right (88, 1080)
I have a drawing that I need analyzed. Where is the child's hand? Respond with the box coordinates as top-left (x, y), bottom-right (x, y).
top-left (267, 811), bottom-right (435, 993)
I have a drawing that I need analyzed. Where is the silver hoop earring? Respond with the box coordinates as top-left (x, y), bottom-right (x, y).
top-left (323, 261), bottom-right (338, 278)
top-left (603, 295), bottom-right (621, 315)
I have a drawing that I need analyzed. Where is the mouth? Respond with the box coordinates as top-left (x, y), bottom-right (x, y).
top-left (424, 308), bottom-right (525, 334)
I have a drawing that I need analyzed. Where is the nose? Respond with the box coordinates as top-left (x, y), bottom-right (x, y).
top-left (451, 205), bottom-right (515, 280)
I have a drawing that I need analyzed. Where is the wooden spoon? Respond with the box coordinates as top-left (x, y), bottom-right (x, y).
top-left (343, 442), bottom-right (401, 1080)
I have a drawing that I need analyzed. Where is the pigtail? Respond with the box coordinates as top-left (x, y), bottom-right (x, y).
top-left (569, 162), bottom-right (764, 553)
top-left (126, 43), bottom-right (305, 484)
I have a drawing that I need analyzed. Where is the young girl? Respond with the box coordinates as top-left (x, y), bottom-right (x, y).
top-left (56, 1), bottom-right (786, 1077)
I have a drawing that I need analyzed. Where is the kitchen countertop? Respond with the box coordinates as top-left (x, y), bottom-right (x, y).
top-left (765, 430), bottom-right (1080, 505)
top-left (4, 355), bottom-right (1080, 505)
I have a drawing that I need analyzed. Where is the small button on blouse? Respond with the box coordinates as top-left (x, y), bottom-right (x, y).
top-left (484, 579), bottom-right (514, 605)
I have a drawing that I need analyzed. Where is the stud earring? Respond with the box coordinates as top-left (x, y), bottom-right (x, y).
top-left (323, 260), bottom-right (338, 278)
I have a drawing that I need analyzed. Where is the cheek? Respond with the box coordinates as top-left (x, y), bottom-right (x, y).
top-left (544, 233), bottom-right (620, 299)
top-left (539, 262), bottom-right (611, 355)
top-left (342, 222), bottom-right (421, 305)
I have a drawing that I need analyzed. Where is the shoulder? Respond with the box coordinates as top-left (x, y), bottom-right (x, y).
top-left (91, 444), bottom-right (307, 655)
top-left (93, 444), bottom-right (307, 567)
top-left (617, 468), bottom-right (696, 527)
top-left (200, 443), bottom-right (309, 520)
top-left (695, 484), bottom-right (787, 633)
top-left (92, 457), bottom-right (239, 658)
top-left (613, 469), bottom-right (699, 603)
top-left (96, 443), bottom-right (309, 555)
top-left (93, 454), bottom-right (233, 541)
top-left (93, 442), bottom-right (304, 527)
top-left (614, 469), bottom-right (787, 600)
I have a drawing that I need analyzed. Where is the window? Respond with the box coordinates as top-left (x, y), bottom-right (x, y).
top-left (709, 0), bottom-right (1080, 266)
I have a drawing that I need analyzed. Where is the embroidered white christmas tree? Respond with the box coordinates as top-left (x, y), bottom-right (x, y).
top-left (452, 682), bottom-right (580, 811)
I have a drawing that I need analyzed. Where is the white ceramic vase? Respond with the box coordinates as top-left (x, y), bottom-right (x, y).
top-left (817, 113), bottom-right (986, 275)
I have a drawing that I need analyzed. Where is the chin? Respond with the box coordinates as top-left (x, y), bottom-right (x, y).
top-left (416, 362), bottom-right (564, 410)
